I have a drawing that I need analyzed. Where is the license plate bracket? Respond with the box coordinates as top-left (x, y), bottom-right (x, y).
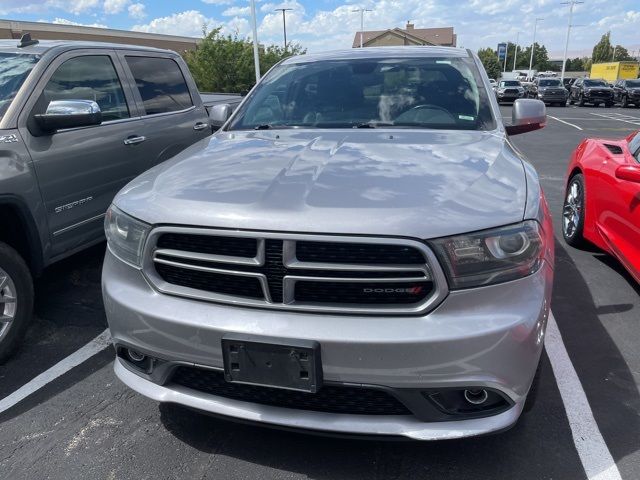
top-left (222, 334), bottom-right (322, 393)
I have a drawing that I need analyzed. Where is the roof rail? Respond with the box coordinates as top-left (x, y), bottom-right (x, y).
top-left (18, 33), bottom-right (39, 48)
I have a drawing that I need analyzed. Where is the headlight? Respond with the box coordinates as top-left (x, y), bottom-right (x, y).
top-left (429, 220), bottom-right (544, 289)
top-left (105, 205), bottom-right (150, 267)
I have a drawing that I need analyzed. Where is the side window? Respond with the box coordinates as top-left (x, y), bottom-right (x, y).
top-left (38, 55), bottom-right (129, 122)
top-left (125, 56), bottom-right (193, 115)
top-left (629, 132), bottom-right (640, 163)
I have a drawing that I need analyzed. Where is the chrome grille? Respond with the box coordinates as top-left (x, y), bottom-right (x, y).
top-left (143, 228), bottom-right (448, 315)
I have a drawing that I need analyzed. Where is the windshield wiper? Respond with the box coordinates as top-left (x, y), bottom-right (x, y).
top-left (354, 121), bottom-right (394, 129)
top-left (254, 124), bottom-right (273, 130)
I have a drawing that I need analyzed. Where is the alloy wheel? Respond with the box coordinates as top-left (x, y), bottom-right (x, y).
top-left (0, 267), bottom-right (18, 343)
top-left (563, 180), bottom-right (583, 239)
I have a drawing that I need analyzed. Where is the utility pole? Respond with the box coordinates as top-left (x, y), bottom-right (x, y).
top-left (352, 8), bottom-right (372, 48)
top-left (612, 45), bottom-right (616, 61)
top-left (560, 1), bottom-right (582, 83)
top-left (513, 31), bottom-right (520, 71)
top-left (528, 18), bottom-right (543, 80)
top-left (249, 0), bottom-right (260, 82)
top-left (275, 8), bottom-right (292, 53)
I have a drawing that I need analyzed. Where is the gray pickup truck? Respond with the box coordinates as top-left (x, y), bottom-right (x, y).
top-left (0, 35), bottom-right (240, 360)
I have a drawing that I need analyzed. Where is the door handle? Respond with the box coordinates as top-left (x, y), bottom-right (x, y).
top-left (193, 122), bottom-right (208, 131)
top-left (123, 135), bottom-right (146, 145)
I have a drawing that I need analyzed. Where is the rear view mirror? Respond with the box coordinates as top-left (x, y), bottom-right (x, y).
top-left (35, 100), bottom-right (102, 133)
top-left (209, 104), bottom-right (232, 130)
top-left (615, 165), bottom-right (640, 183)
top-left (506, 99), bottom-right (546, 135)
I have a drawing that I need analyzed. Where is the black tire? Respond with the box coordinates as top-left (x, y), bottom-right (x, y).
top-left (621, 95), bottom-right (628, 108)
top-left (562, 174), bottom-right (587, 248)
top-left (0, 242), bottom-right (34, 363)
top-left (604, 102), bottom-right (613, 108)
top-left (523, 359), bottom-right (542, 413)
top-left (568, 96), bottom-right (574, 105)
top-left (577, 94), bottom-right (585, 106)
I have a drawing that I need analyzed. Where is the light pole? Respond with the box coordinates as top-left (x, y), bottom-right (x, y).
top-left (352, 8), bottom-right (372, 48)
top-left (560, 1), bottom-right (582, 83)
top-left (275, 8), bottom-right (292, 53)
top-left (528, 18), bottom-right (543, 80)
top-left (513, 31), bottom-right (520, 71)
top-left (249, 0), bottom-right (260, 82)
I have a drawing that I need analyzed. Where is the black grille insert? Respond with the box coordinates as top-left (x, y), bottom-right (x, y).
top-left (155, 263), bottom-right (264, 299)
top-left (171, 366), bottom-right (412, 415)
top-left (157, 233), bottom-right (258, 258)
top-left (296, 241), bottom-right (424, 265)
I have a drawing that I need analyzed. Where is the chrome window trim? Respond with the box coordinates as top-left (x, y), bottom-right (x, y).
top-left (142, 227), bottom-right (449, 315)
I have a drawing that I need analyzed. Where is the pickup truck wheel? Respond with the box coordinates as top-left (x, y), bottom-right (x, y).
top-left (568, 97), bottom-right (574, 105)
top-left (0, 242), bottom-right (33, 362)
top-left (621, 95), bottom-right (628, 108)
top-left (577, 94), bottom-right (585, 106)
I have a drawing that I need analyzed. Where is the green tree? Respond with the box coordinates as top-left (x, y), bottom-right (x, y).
top-left (184, 27), bottom-right (305, 93)
top-left (613, 45), bottom-right (633, 61)
top-left (477, 47), bottom-right (501, 79)
top-left (592, 32), bottom-right (613, 63)
top-left (515, 43), bottom-right (550, 71)
top-left (503, 42), bottom-right (524, 72)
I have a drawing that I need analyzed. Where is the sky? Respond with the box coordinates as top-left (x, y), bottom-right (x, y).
top-left (0, 0), bottom-right (638, 59)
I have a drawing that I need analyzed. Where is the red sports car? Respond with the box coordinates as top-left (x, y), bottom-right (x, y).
top-left (562, 131), bottom-right (640, 282)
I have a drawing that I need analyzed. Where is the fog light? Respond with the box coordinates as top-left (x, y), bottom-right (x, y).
top-left (464, 389), bottom-right (489, 405)
top-left (127, 349), bottom-right (146, 362)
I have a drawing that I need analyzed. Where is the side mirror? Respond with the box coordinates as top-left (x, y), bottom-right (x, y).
top-left (505, 99), bottom-right (546, 135)
top-left (209, 103), bottom-right (232, 129)
top-left (615, 165), bottom-right (640, 183)
top-left (35, 100), bottom-right (102, 133)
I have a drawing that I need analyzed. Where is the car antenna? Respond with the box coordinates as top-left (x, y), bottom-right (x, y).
top-left (18, 33), bottom-right (39, 48)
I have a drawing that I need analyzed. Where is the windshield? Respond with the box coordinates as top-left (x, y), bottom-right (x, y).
top-left (500, 81), bottom-right (520, 87)
top-left (228, 56), bottom-right (496, 131)
top-left (584, 80), bottom-right (608, 87)
top-left (626, 80), bottom-right (640, 88)
top-left (0, 53), bottom-right (40, 119)
top-left (539, 79), bottom-right (562, 87)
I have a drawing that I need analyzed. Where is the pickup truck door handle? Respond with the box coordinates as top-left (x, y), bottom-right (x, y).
top-left (123, 135), bottom-right (146, 145)
top-left (193, 122), bottom-right (208, 131)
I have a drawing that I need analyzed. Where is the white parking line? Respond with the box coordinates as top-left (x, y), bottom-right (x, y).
top-left (0, 329), bottom-right (111, 415)
top-left (546, 313), bottom-right (622, 480)
top-left (590, 112), bottom-right (640, 126)
top-left (548, 115), bottom-right (584, 130)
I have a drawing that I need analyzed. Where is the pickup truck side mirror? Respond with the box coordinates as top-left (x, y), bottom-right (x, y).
top-left (505, 99), bottom-right (546, 136)
top-left (209, 104), bottom-right (232, 130)
top-left (35, 100), bottom-right (102, 133)
top-left (615, 165), bottom-right (640, 183)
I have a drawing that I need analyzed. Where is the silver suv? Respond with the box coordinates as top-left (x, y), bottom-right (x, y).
top-left (102, 47), bottom-right (554, 440)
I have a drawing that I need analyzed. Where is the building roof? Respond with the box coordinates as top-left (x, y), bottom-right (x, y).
top-left (352, 26), bottom-right (456, 48)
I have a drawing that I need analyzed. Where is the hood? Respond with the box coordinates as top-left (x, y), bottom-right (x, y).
top-left (114, 129), bottom-right (528, 239)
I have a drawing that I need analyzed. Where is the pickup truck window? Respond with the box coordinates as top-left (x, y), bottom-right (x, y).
top-left (626, 80), bottom-right (640, 88)
top-left (584, 80), bottom-right (608, 87)
top-left (125, 56), bottom-right (193, 115)
top-left (228, 56), bottom-right (496, 131)
top-left (538, 79), bottom-right (562, 87)
top-left (0, 53), bottom-right (39, 119)
top-left (37, 55), bottom-right (129, 122)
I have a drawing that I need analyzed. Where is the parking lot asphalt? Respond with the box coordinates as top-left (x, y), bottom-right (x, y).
top-left (1, 105), bottom-right (639, 480)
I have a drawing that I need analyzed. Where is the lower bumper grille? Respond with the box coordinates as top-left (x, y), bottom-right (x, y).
top-left (171, 366), bottom-right (412, 415)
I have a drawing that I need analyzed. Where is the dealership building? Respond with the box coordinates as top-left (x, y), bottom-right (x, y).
top-left (0, 19), bottom-right (199, 53)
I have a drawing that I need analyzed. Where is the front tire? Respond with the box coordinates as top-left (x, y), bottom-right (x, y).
top-left (621, 95), bottom-right (628, 108)
top-left (562, 174), bottom-right (587, 248)
top-left (0, 242), bottom-right (34, 362)
top-left (578, 94), bottom-right (585, 106)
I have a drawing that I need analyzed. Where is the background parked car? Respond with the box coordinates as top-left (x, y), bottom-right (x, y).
top-left (613, 78), bottom-right (640, 108)
top-left (0, 36), bottom-right (240, 361)
top-left (495, 79), bottom-right (525, 104)
top-left (568, 78), bottom-right (614, 107)
top-left (527, 77), bottom-right (568, 106)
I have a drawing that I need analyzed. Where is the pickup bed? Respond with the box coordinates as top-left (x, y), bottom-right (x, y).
top-left (0, 36), bottom-right (237, 360)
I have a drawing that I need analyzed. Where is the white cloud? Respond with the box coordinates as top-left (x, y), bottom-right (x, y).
top-left (222, 6), bottom-right (250, 17)
top-left (46, 17), bottom-right (108, 28)
top-left (132, 10), bottom-right (215, 37)
top-left (103, 0), bottom-right (129, 14)
top-left (128, 2), bottom-right (146, 19)
top-left (47, 0), bottom-right (100, 15)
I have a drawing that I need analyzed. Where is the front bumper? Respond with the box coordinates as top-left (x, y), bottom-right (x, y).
top-left (103, 250), bottom-right (553, 440)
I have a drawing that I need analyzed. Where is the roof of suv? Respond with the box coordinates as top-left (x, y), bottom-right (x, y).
top-left (282, 46), bottom-right (471, 64)
top-left (0, 39), bottom-right (173, 56)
